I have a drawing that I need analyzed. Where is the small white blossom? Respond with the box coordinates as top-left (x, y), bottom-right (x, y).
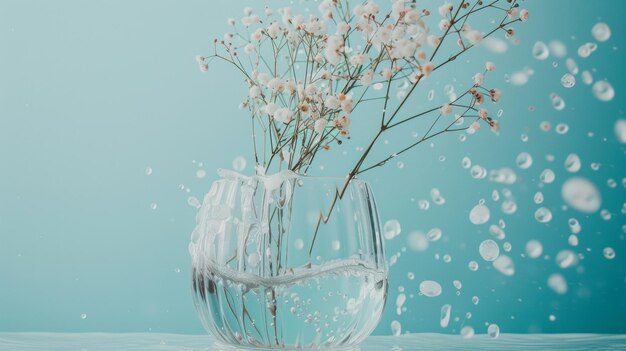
top-left (478, 108), bottom-right (488, 119)
top-left (349, 54), bottom-right (368, 67)
top-left (360, 69), bottom-right (374, 86)
top-left (267, 78), bottom-right (285, 93)
top-left (265, 102), bottom-right (278, 116)
top-left (438, 3), bottom-right (453, 17)
top-left (520, 9), bottom-right (529, 21)
top-left (485, 61), bottom-right (496, 71)
top-left (267, 22), bottom-right (281, 39)
top-left (244, 43), bottom-right (255, 54)
top-left (274, 107), bottom-right (293, 124)
top-left (441, 104), bottom-right (452, 115)
top-left (250, 28), bottom-right (263, 41)
top-left (249, 85), bottom-right (261, 98)
top-left (324, 95), bottom-right (340, 109)
top-left (473, 73), bottom-right (484, 85)
top-left (325, 35), bottom-right (344, 65)
top-left (314, 119), bottom-right (328, 133)
top-left (241, 15), bottom-right (260, 27)
top-left (336, 22), bottom-right (351, 35)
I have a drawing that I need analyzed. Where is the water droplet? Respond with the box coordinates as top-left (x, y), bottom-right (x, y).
top-left (373, 82), bottom-right (384, 90)
top-left (440, 304), bottom-right (452, 328)
top-left (145, 167), bottom-right (153, 175)
top-left (331, 240), bottom-right (341, 251)
top-left (80, 313), bottom-right (87, 320)
top-left (418, 199), bottom-right (430, 210)
top-left (556, 250), bottom-right (578, 268)
top-left (396, 161), bottom-right (404, 169)
top-left (549, 93), bottom-right (565, 112)
top-left (469, 204), bottom-right (490, 225)
top-left (564, 154), bottom-right (581, 172)
top-left (565, 58), bottom-right (579, 75)
top-left (149, 203), bottom-right (158, 210)
top-left (294, 239), bottom-right (304, 250)
top-left (535, 207), bottom-right (553, 223)
top-left (383, 220), bottom-right (402, 240)
top-left (407, 231), bottom-right (429, 252)
top-left (196, 169), bottom-right (206, 179)
top-left (443, 254), bottom-right (452, 263)
top-left (593, 80), bottom-right (615, 101)
top-left (488, 324), bottom-right (500, 339)
top-left (427, 227), bottom-right (443, 242)
top-left (534, 192), bottom-right (544, 204)
top-left (428, 89), bottom-right (435, 101)
top-left (525, 240), bottom-right (543, 258)
top-left (489, 224), bottom-right (506, 240)
top-left (503, 242), bottom-right (512, 252)
top-left (468, 261), bottom-right (479, 271)
top-left (493, 255), bottom-right (515, 276)
top-left (592, 22), bottom-right (611, 42)
top-left (462, 156), bottom-right (472, 169)
top-left (391, 320), bottom-right (402, 336)
top-left (555, 123), bottom-right (569, 135)
top-left (547, 273), bottom-right (568, 294)
top-left (419, 280), bottom-right (442, 297)
top-left (532, 41), bottom-right (549, 60)
top-left (561, 73), bottom-right (576, 88)
top-left (540, 169), bottom-right (556, 184)
top-left (460, 326), bottom-right (475, 339)
top-left (516, 152), bottom-right (533, 169)
top-left (581, 70), bottom-right (593, 85)
top-left (568, 218), bottom-right (581, 234)
top-left (603, 247), bottom-right (616, 260)
top-left (472, 296), bottom-right (480, 304)
top-left (187, 196), bottom-right (201, 208)
top-left (549, 41), bottom-right (567, 58)
top-left (232, 156), bottom-right (247, 172)
top-left (479, 239), bottom-right (500, 261)
top-left (407, 272), bottom-right (415, 280)
top-left (562, 177), bottom-right (602, 213)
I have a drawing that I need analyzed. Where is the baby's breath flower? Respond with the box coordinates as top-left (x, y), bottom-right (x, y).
top-left (520, 9), bottom-right (529, 22)
top-left (473, 73), bottom-right (484, 85)
top-left (274, 107), bottom-right (293, 124)
top-left (485, 61), bottom-right (496, 71)
top-left (314, 119), bottom-right (328, 134)
top-left (441, 104), bottom-right (452, 115)
top-left (337, 21), bottom-right (350, 35)
top-left (478, 108), bottom-right (489, 119)
top-left (490, 89), bottom-right (502, 102)
top-left (438, 3), bottom-right (453, 17)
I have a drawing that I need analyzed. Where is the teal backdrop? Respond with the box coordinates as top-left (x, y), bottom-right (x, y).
top-left (1, 0), bottom-right (625, 335)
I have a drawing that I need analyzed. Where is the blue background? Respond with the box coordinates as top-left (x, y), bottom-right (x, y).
top-left (1, 0), bottom-right (624, 336)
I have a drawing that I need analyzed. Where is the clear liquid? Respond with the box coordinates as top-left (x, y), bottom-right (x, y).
top-left (192, 259), bottom-right (387, 349)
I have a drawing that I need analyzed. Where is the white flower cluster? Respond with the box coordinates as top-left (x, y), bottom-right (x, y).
top-left (198, 0), bottom-right (528, 174)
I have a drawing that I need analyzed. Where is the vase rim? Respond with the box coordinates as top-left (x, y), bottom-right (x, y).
top-left (217, 168), bottom-right (369, 184)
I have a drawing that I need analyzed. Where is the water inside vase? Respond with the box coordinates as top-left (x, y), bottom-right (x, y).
top-left (192, 258), bottom-right (387, 349)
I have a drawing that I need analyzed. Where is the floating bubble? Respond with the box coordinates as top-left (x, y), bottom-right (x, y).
top-left (501, 200), bottom-right (518, 215)
top-left (479, 239), bottom-right (500, 261)
top-left (430, 188), bottom-right (446, 205)
top-left (591, 163), bottom-right (601, 171)
top-left (489, 224), bottom-right (506, 240)
top-left (556, 250), bottom-right (578, 269)
top-left (460, 326), bottom-right (475, 339)
top-left (492, 190), bottom-right (500, 201)
top-left (565, 58), bottom-right (579, 75)
top-left (196, 169), bottom-right (206, 179)
top-left (428, 89), bottom-right (435, 101)
top-left (407, 272), bottom-right (415, 280)
top-left (482, 36), bottom-right (508, 54)
top-left (555, 123), bottom-right (569, 135)
top-left (419, 280), bottom-right (442, 297)
top-left (532, 41), bottom-right (549, 60)
top-left (550, 93), bottom-right (566, 111)
top-left (453, 280), bottom-right (462, 290)
top-left (593, 81), bottom-right (615, 101)
top-left (383, 219), bottom-right (402, 240)
top-left (396, 293), bottom-right (406, 315)
top-left (577, 43), bottom-right (595, 58)
top-left (548, 40), bottom-right (567, 58)
top-left (331, 240), bottom-right (341, 251)
top-left (562, 177), bottom-right (602, 213)
top-left (418, 199), bottom-right (430, 210)
top-left (592, 22), bottom-right (611, 42)
top-left (540, 169), bottom-right (556, 184)
top-left (561, 73), bottom-right (576, 88)
top-left (232, 156), bottom-right (247, 172)
top-left (407, 231), bottom-right (429, 252)
top-left (396, 161), bottom-right (404, 169)
top-left (503, 242), bottom-right (512, 252)
top-left (472, 296), bottom-right (480, 304)
top-left (535, 207), bottom-right (553, 223)
top-left (601, 209), bottom-right (611, 220)
top-left (493, 255), bottom-right (515, 276)
top-left (581, 70), bottom-right (593, 85)
top-left (427, 227), bottom-right (443, 242)
top-left (469, 204), bottom-right (490, 225)
top-left (145, 167), bottom-right (153, 175)
top-left (489, 168), bottom-right (517, 184)
top-left (440, 304), bottom-right (452, 328)
top-left (603, 247), bottom-right (616, 260)
top-left (488, 324), bottom-right (500, 339)
top-left (547, 273), bottom-right (568, 294)
top-left (564, 154), bottom-right (581, 172)
top-left (568, 218), bottom-right (581, 234)
top-left (525, 240), bottom-right (543, 258)
top-left (516, 152), bottom-right (533, 169)
top-left (294, 239), bottom-right (304, 250)
top-left (443, 254), bottom-right (452, 263)
top-left (80, 313), bottom-right (87, 320)
top-left (534, 192), bottom-right (544, 204)
top-left (540, 121), bottom-right (551, 132)
top-left (470, 165), bottom-right (487, 179)
top-left (187, 196), bottom-right (201, 208)
top-left (614, 118), bottom-right (626, 144)
top-left (549, 314), bottom-right (557, 322)
top-left (391, 320), bottom-right (402, 336)
top-left (149, 203), bottom-right (158, 210)
top-left (462, 156), bottom-right (472, 169)
top-left (468, 260), bottom-right (479, 271)
top-left (568, 234), bottom-right (579, 246)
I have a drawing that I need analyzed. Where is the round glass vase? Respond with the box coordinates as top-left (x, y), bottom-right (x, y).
top-left (189, 170), bottom-right (388, 350)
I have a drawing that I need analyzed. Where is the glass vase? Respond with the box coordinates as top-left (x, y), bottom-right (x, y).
top-left (189, 170), bottom-right (388, 350)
